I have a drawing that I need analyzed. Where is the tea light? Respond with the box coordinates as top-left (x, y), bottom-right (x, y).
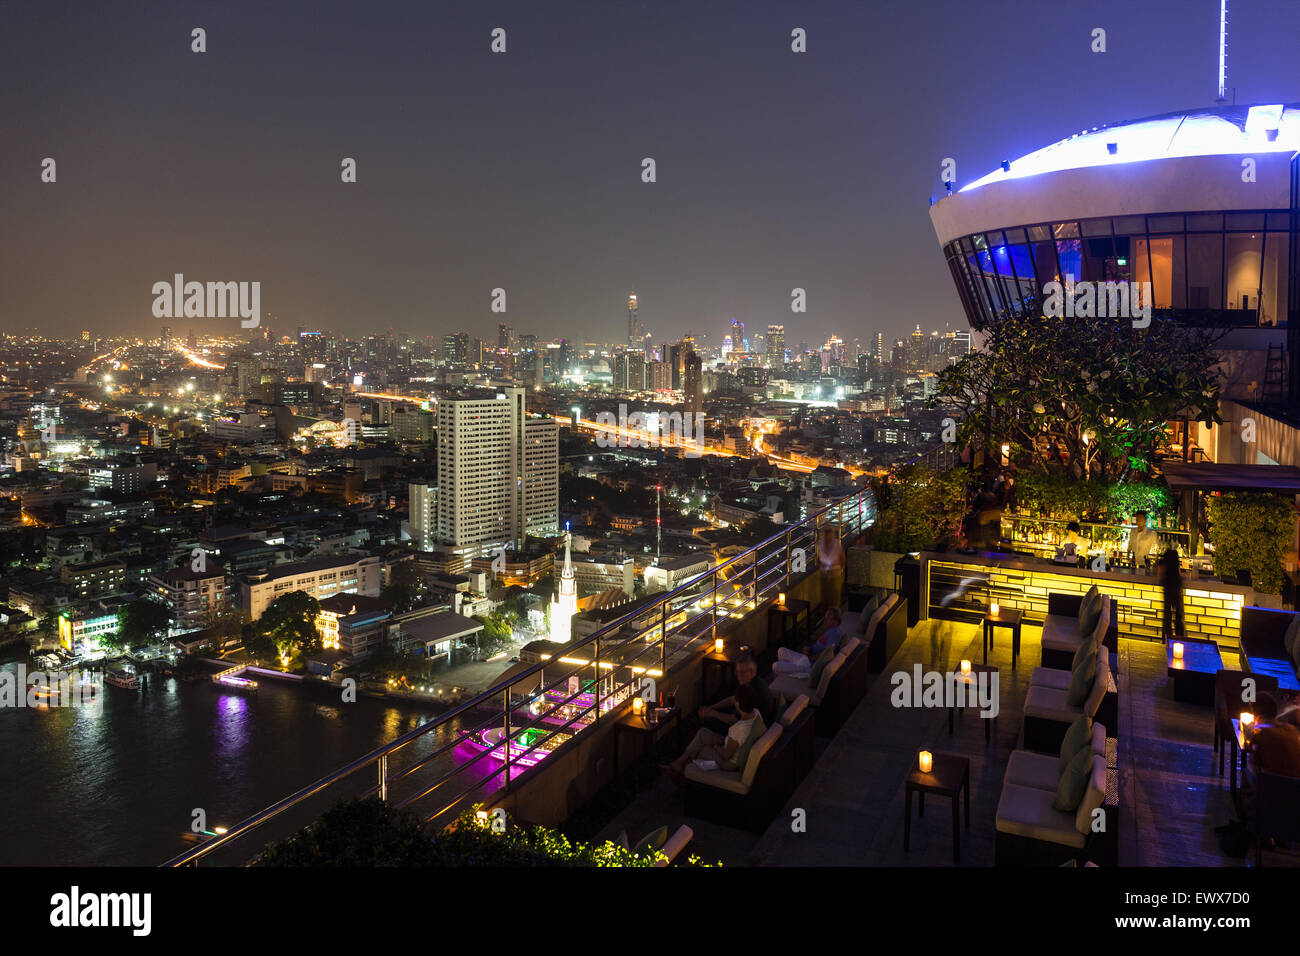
top-left (1172, 642), bottom-right (1184, 660)
top-left (918, 750), bottom-right (933, 774)
top-left (778, 592), bottom-right (786, 605)
top-left (989, 602), bottom-right (999, 616)
top-left (960, 659), bottom-right (972, 676)
top-left (1240, 712), bottom-right (1255, 731)
top-left (714, 638), bottom-right (725, 654)
top-left (632, 696), bottom-right (644, 715)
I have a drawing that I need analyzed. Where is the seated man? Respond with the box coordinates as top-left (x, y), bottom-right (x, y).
top-left (663, 683), bottom-right (759, 781)
top-left (1250, 693), bottom-right (1300, 780)
top-left (699, 652), bottom-right (776, 730)
top-left (772, 607), bottom-right (845, 678)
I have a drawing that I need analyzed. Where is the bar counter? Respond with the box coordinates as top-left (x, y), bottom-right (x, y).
top-left (920, 550), bottom-right (1250, 650)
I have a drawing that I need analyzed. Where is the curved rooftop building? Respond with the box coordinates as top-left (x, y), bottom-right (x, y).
top-left (930, 103), bottom-right (1300, 412)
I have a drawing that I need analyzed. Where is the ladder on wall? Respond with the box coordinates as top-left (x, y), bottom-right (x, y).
top-left (1263, 343), bottom-right (1286, 402)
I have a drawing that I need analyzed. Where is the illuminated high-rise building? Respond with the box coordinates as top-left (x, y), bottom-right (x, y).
top-left (627, 293), bottom-right (639, 349)
top-left (766, 324), bottom-right (786, 365)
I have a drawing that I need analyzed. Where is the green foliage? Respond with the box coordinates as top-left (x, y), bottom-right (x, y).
top-left (871, 465), bottom-right (969, 552)
top-left (254, 590), bottom-right (322, 663)
top-left (116, 600), bottom-right (171, 648)
top-left (1206, 493), bottom-right (1296, 595)
top-left (931, 307), bottom-right (1225, 482)
top-left (381, 560), bottom-right (426, 613)
top-left (257, 799), bottom-right (714, 867)
top-left (1012, 473), bottom-right (1173, 524)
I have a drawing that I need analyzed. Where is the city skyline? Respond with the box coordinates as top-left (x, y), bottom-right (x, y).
top-left (7, 1), bottom-right (1300, 343)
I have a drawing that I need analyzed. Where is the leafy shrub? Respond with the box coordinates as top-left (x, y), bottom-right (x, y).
top-left (257, 798), bottom-right (711, 867)
top-left (1206, 493), bottom-right (1296, 595)
top-left (1012, 472), bottom-right (1172, 524)
top-left (871, 465), bottom-right (968, 552)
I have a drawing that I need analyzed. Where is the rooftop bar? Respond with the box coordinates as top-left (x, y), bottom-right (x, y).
top-left (921, 551), bottom-right (1249, 649)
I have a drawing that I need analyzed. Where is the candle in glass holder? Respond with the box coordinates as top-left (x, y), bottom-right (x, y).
top-left (918, 750), bottom-right (933, 774)
top-left (1240, 712), bottom-right (1255, 732)
top-left (778, 592), bottom-right (786, 605)
top-left (632, 696), bottom-right (644, 715)
top-left (989, 602), bottom-right (999, 616)
top-left (960, 659), bottom-right (972, 676)
top-left (1172, 642), bottom-right (1184, 660)
top-left (714, 638), bottom-right (725, 654)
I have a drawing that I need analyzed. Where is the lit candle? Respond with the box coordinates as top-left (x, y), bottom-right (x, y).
top-left (778, 592), bottom-right (786, 605)
top-left (1240, 712), bottom-right (1254, 731)
top-left (918, 750), bottom-right (933, 774)
top-left (1172, 642), bottom-right (1184, 660)
top-left (960, 659), bottom-right (971, 676)
top-left (989, 602), bottom-right (999, 616)
top-left (632, 696), bottom-right (644, 715)
top-left (714, 638), bottom-right (724, 654)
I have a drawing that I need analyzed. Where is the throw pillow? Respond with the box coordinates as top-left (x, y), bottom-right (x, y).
top-left (1078, 586), bottom-right (1102, 638)
top-left (809, 646), bottom-right (836, 687)
top-left (1071, 633), bottom-right (1097, 671)
top-left (632, 825), bottom-right (669, 858)
top-left (729, 714), bottom-right (767, 773)
top-left (1052, 746), bottom-right (1093, 812)
top-left (1059, 715), bottom-right (1093, 772)
top-left (1067, 647), bottom-right (1098, 707)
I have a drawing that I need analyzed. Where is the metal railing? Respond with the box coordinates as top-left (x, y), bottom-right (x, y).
top-left (163, 485), bottom-right (877, 866)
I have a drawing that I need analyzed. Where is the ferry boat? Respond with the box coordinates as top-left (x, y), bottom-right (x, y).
top-left (315, 704), bottom-right (341, 719)
top-left (104, 669), bottom-right (140, 690)
top-left (462, 725), bottom-right (573, 768)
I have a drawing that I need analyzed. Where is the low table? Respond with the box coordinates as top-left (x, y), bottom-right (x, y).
top-left (947, 664), bottom-right (999, 742)
top-left (1166, 638), bottom-right (1223, 705)
top-left (615, 707), bottom-right (681, 792)
top-left (983, 608), bottom-right (1023, 669)
top-left (768, 598), bottom-right (811, 649)
top-left (903, 752), bottom-right (970, 864)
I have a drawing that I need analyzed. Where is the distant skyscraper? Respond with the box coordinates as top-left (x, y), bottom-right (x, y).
top-left (684, 351), bottom-right (703, 414)
top-left (627, 293), bottom-right (639, 349)
top-left (436, 388), bottom-right (557, 566)
top-left (874, 331), bottom-right (885, 365)
top-left (187, 329), bottom-right (197, 350)
top-left (161, 326), bottom-right (172, 345)
top-left (730, 318), bottom-right (745, 354)
top-left (408, 481), bottom-right (436, 551)
top-left (80, 330), bottom-right (90, 342)
top-left (498, 323), bottom-right (512, 351)
top-left (766, 325), bottom-right (786, 365)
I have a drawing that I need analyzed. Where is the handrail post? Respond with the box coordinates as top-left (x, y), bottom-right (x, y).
top-left (660, 599), bottom-right (668, 661)
top-left (503, 687), bottom-right (511, 788)
top-left (709, 569), bottom-right (718, 646)
top-left (378, 753), bottom-right (388, 802)
top-left (784, 528), bottom-right (793, 588)
top-left (751, 550), bottom-right (759, 611)
top-left (593, 634), bottom-right (600, 725)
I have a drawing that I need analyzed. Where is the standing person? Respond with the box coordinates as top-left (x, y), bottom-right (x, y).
top-left (817, 525), bottom-right (846, 612)
top-left (1129, 511), bottom-right (1158, 570)
top-left (1159, 547), bottom-right (1184, 642)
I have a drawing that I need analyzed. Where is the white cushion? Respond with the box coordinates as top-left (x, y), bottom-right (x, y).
top-left (770, 673), bottom-right (811, 701)
top-left (654, 825), bottom-right (694, 867)
top-left (1074, 755), bottom-right (1108, 836)
top-left (862, 594), bottom-right (897, 645)
top-left (1082, 656), bottom-right (1109, 718)
top-left (1024, 684), bottom-right (1080, 724)
top-left (1004, 750), bottom-right (1062, 791)
top-left (812, 653), bottom-right (846, 704)
top-left (995, 783), bottom-right (1087, 848)
top-left (1029, 667), bottom-right (1072, 690)
top-left (741, 723), bottom-right (783, 787)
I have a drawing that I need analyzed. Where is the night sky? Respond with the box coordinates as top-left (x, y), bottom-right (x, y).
top-left (4, 0), bottom-right (1300, 346)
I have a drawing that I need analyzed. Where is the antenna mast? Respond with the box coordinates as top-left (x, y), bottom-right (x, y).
top-left (1217, 0), bottom-right (1228, 103)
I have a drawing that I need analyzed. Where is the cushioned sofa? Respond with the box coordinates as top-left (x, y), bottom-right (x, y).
top-left (1239, 606), bottom-right (1300, 692)
top-left (1040, 591), bottom-right (1117, 670)
top-left (683, 720), bottom-right (791, 831)
top-left (995, 754), bottom-right (1108, 866)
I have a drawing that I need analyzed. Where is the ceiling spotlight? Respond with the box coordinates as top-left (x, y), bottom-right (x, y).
top-left (1000, 160), bottom-right (1010, 172)
top-left (1106, 142), bottom-right (1118, 155)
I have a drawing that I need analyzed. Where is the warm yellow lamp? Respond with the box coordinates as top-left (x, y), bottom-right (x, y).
top-left (1172, 642), bottom-right (1184, 660)
top-left (989, 602), bottom-right (999, 616)
top-left (960, 659), bottom-right (971, 676)
top-left (778, 591), bottom-right (786, 605)
top-left (918, 750), bottom-right (933, 773)
top-left (632, 696), bottom-right (645, 716)
top-left (714, 638), bottom-right (725, 654)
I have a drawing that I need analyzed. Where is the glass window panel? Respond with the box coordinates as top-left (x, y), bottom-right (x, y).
top-left (1225, 232), bottom-right (1264, 318)
top-left (960, 236), bottom-right (976, 256)
top-left (1081, 218), bottom-right (1113, 236)
top-left (1027, 224), bottom-right (1052, 242)
top-left (1109, 236), bottom-right (1135, 283)
top-left (1226, 213), bottom-right (1265, 230)
top-left (1030, 240), bottom-right (1059, 292)
top-left (1261, 232), bottom-right (1289, 327)
top-left (984, 231), bottom-right (1007, 251)
top-left (972, 233), bottom-right (988, 250)
top-left (1135, 237), bottom-right (1176, 309)
top-left (1056, 239), bottom-right (1083, 282)
top-left (1148, 215), bottom-right (1184, 232)
top-left (1083, 237), bottom-right (1113, 282)
top-left (1186, 213), bottom-right (1223, 231)
top-left (1004, 228), bottom-right (1028, 244)
top-left (1186, 233), bottom-right (1224, 310)
top-left (1267, 213), bottom-right (1289, 230)
top-left (1112, 216), bottom-right (1145, 233)
top-left (1053, 222), bottom-right (1080, 239)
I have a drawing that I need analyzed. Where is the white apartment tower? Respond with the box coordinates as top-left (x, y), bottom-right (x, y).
top-left (408, 481), bottom-right (436, 551)
top-left (436, 387), bottom-right (558, 568)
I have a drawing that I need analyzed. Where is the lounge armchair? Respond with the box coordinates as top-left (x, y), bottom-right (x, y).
top-left (683, 722), bottom-right (791, 831)
top-left (1239, 606), bottom-right (1300, 691)
top-left (779, 694), bottom-right (816, 780)
top-left (995, 755), bottom-right (1108, 865)
top-left (1252, 769), bottom-right (1300, 866)
top-left (863, 593), bottom-right (908, 672)
top-left (1023, 655), bottom-right (1110, 753)
top-left (769, 638), bottom-right (864, 736)
top-left (1040, 593), bottom-right (1113, 670)
top-left (1214, 669), bottom-right (1279, 777)
top-left (1004, 722), bottom-right (1107, 790)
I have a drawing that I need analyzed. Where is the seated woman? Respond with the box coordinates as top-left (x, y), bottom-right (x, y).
top-left (661, 684), bottom-right (760, 782)
top-left (772, 607), bottom-right (845, 677)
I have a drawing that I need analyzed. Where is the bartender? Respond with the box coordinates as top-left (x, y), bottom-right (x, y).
top-left (1128, 511), bottom-right (1158, 571)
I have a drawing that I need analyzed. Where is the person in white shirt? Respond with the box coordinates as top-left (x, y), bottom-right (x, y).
top-left (662, 684), bottom-right (759, 781)
top-left (1128, 511), bottom-right (1158, 569)
top-left (817, 526), bottom-right (846, 610)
